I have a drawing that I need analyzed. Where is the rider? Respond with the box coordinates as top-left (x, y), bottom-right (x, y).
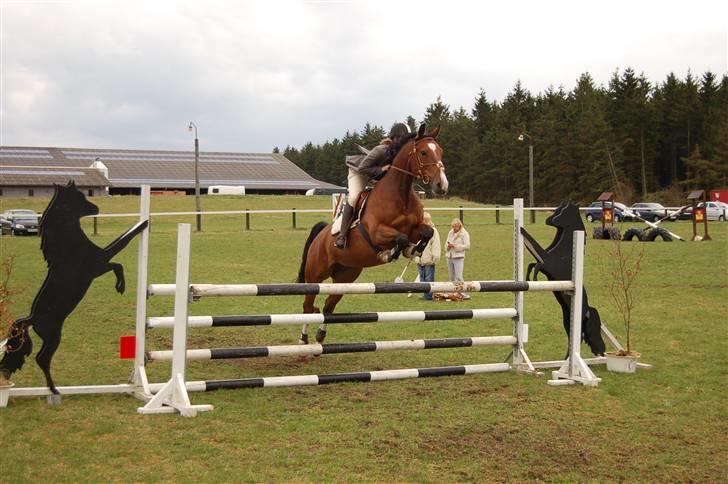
top-left (335, 122), bottom-right (412, 249)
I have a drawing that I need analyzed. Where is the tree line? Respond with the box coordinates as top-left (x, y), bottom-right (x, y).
top-left (280, 68), bottom-right (728, 205)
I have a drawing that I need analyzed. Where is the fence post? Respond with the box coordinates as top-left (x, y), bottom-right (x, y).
top-left (495, 205), bottom-right (500, 224)
top-left (530, 208), bottom-right (536, 224)
top-left (245, 209), bottom-right (250, 230)
top-left (292, 208), bottom-right (297, 229)
top-left (459, 205), bottom-right (464, 224)
top-left (93, 216), bottom-right (98, 235)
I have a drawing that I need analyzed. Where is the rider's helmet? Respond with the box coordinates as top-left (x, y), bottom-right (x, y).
top-left (388, 122), bottom-right (411, 142)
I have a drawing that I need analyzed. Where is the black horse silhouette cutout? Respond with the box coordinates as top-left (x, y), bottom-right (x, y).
top-left (520, 202), bottom-right (606, 356)
top-left (0, 181), bottom-right (148, 394)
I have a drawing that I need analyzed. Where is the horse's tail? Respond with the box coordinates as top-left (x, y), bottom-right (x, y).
top-left (297, 222), bottom-right (328, 283)
top-left (0, 319), bottom-right (33, 377)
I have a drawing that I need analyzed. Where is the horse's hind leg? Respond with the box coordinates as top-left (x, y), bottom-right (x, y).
top-left (317, 266), bottom-right (363, 344)
top-left (299, 294), bottom-right (320, 344)
top-left (35, 330), bottom-right (62, 395)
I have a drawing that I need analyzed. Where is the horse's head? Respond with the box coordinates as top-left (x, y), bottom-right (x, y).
top-left (405, 124), bottom-right (448, 195)
top-left (45, 181), bottom-right (100, 222)
top-left (547, 201), bottom-right (584, 233)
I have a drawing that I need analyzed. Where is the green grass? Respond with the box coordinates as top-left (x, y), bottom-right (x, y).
top-left (1, 194), bottom-right (727, 482)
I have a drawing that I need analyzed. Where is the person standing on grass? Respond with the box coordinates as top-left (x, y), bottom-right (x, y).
top-left (414, 212), bottom-right (440, 300)
top-left (446, 218), bottom-right (470, 299)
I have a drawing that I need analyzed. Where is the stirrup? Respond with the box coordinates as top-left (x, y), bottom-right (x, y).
top-left (335, 235), bottom-right (347, 249)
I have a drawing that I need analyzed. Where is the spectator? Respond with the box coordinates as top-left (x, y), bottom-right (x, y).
top-left (414, 212), bottom-right (440, 300)
top-left (446, 218), bottom-right (470, 299)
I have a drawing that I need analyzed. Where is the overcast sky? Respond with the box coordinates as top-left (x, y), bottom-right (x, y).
top-left (1, 0), bottom-right (726, 153)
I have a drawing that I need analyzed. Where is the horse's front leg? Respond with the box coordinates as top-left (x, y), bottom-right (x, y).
top-left (372, 225), bottom-right (410, 263)
top-left (405, 224), bottom-right (434, 258)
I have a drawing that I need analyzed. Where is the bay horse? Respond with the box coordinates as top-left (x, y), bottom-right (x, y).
top-left (296, 124), bottom-right (448, 345)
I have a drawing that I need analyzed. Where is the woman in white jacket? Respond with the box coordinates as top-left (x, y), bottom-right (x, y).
top-left (446, 218), bottom-right (470, 297)
top-left (413, 212), bottom-right (440, 300)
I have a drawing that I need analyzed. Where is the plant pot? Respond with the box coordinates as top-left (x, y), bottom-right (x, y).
top-left (0, 382), bottom-right (14, 408)
top-left (605, 351), bottom-right (641, 373)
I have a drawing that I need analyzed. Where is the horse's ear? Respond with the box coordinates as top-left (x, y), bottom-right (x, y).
top-left (417, 123), bottom-right (427, 139)
top-left (429, 127), bottom-right (441, 139)
top-left (66, 180), bottom-right (76, 188)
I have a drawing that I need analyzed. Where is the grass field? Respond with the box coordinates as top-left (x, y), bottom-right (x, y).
top-left (1, 194), bottom-right (726, 482)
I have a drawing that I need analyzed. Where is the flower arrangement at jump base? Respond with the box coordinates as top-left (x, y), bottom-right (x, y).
top-left (605, 240), bottom-right (644, 373)
top-left (0, 257), bottom-right (16, 404)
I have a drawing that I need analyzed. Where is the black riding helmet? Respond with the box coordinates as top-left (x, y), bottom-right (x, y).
top-left (388, 122), bottom-right (411, 141)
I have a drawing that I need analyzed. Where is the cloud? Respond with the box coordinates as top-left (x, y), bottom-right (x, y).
top-left (1, 0), bottom-right (726, 152)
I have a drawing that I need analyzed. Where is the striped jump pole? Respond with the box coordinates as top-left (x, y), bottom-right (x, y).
top-left (147, 363), bottom-right (511, 392)
top-left (147, 335), bottom-right (518, 361)
top-left (147, 279), bottom-right (573, 297)
top-left (146, 308), bottom-right (518, 329)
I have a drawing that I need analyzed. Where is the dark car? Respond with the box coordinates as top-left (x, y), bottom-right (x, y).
top-left (0, 209), bottom-right (40, 235)
top-left (629, 202), bottom-right (670, 222)
top-left (584, 201), bottom-right (630, 223)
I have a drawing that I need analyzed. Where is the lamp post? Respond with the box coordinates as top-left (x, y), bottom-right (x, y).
top-left (518, 133), bottom-right (535, 224)
top-left (188, 122), bottom-right (202, 232)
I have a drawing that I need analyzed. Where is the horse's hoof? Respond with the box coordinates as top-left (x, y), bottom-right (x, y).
top-left (315, 329), bottom-right (327, 344)
top-left (47, 394), bottom-right (62, 406)
top-left (298, 334), bottom-right (309, 345)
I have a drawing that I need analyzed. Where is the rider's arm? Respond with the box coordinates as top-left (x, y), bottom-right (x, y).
top-left (355, 144), bottom-right (389, 178)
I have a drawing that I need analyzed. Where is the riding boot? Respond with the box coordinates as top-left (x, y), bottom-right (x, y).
top-left (335, 203), bottom-right (355, 249)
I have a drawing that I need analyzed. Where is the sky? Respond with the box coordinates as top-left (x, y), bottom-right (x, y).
top-left (1, 0), bottom-right (726, 153)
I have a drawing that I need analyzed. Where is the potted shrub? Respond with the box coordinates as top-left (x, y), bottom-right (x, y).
top-left (605, 240), bottom-right (644, 373)
top-left (0, 257), bottom-right (16, 405)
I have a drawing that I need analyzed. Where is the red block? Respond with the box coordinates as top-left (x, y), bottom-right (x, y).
top-left (119, 336), bottom-right (136, 359)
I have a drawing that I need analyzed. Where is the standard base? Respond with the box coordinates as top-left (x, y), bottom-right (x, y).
top-left (138, 373), bottom-right (213, 417)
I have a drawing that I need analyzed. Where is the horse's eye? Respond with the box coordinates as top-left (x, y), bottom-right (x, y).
top-left (420, 151), bottom-right (427, 156)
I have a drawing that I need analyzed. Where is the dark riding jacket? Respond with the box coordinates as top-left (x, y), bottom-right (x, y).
top-left (345, 142), bottom-right (391, 179)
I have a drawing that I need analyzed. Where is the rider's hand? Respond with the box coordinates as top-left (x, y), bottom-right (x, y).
top-left (381, 165), bottom-right (390, 172)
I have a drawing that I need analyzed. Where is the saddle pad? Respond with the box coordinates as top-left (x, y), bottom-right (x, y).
top-left (331, 191), bottom-right (371, 235)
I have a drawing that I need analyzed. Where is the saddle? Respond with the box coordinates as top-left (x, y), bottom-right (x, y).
top-left (331, 189), bottom-right (371, 235)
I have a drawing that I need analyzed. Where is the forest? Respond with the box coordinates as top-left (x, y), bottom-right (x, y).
top-left (281, 69), bottom-right (728, 205)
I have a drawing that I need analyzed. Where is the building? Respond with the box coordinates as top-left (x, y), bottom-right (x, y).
top-left (0, 165), bottom-right (110, 198)
top-left (0, 146), bottom-right (342, 197)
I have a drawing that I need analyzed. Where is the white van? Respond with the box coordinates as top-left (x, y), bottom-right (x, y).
top-left (208, 185), bottom-right (246, 195)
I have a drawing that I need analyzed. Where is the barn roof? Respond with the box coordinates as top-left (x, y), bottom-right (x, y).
top-left (0, 146), bottom-right (342, 191)
top-left (0, 165), bottom-right (110, 187)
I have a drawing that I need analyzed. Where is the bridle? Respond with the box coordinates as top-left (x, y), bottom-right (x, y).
top-left (388, 137), bottom-right (444, 184)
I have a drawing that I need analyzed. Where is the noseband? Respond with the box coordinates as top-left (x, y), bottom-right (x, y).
top-left (388, 137), bottom-right (443, 184)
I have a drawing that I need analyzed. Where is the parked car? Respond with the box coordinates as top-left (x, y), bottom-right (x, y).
top-left (0, 209), bottom-right (41, 235)
top-left (679, 202), bottom-right (727, 221)
top-left (629, 202), bottom-right (670, 222)
top-left (584, 201), bottom-right (631, 222)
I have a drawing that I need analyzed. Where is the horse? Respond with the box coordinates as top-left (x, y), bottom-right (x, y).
top-left (0, 181), bottom-right (148, 394)
top-left (520, 202), bottom-right (606, 356)
top-left (296, 124), bottom-right (448, 345)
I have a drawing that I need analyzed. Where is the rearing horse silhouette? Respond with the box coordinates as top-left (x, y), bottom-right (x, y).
top-left (296, 124), bottom-right (448, 345)
top-left (0, 181), bottom-right (148, 394)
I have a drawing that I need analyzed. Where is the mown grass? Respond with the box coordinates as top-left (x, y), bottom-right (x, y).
top-left (0, 194), bottom-right (726, 482)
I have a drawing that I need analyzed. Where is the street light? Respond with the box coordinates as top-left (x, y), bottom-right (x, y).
top-left (188, 121), bottom-right (202, 232)
top-left (518, 132), bottom-right (535, 224)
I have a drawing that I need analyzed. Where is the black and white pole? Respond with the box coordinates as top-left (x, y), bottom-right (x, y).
top-left (138, 224), bottom-right (213, 416)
